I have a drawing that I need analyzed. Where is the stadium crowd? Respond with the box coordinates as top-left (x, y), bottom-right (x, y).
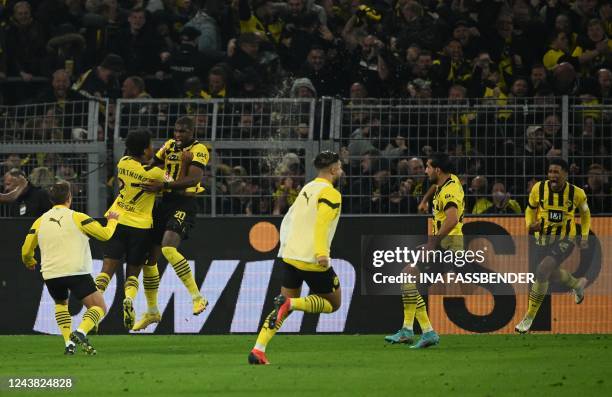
top-left (0, 0), bottom-right (611, 215)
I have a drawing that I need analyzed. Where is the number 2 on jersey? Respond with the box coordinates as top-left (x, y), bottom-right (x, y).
top-left (118, 178), bottom-right (146, 204)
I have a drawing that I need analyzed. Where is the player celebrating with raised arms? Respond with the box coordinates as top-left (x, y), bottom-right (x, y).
top-left (515, 158), bottom-right (590, 333)
top-left (22, 181), bottom-right (119, 355)
top-left (248, 151), bottom-right (344, 365)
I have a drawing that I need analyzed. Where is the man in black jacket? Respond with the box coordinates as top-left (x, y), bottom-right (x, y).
top-left (2, 169), bottom-right (52, 217)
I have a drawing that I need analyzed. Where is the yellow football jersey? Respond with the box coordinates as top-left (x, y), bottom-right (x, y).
top-left (527, 180), bottom-right (589, 246)
top-left (106, 156), bottom-right (167, 229)
top-left (432, 174), bottom-right (464, 250)
top-left (154, 139), bottom-right (209, 194)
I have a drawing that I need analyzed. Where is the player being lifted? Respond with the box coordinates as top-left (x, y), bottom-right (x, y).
top-left (515, 158), bottom-right (590, 333)
top-left (385, 152), bottom-right (464, 348)
top-left (249, 151), bottom-right (344, 365)
top-left (132, 116), bottom-right (210, 330)
top-left (94, 129), bottom-right (178, 330)
top-left (22, 181), bottom-right (119, 354)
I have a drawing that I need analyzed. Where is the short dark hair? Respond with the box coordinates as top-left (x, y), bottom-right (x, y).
top-left (549, 158), bottom-right (569, 172)
top-left (314, 151), bottom-right (340, 170)
top-left (175, 116), bottom-right (194, 131)
top-left (125, 128), bottom-right (151, 156)
top-left (429, 152), bottom-right (452, 173)
top-left (47, 181), bottom-right (71, 205)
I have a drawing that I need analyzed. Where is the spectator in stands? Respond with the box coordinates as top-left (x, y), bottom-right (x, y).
top-left (34, 69), bottom-right (85, 103)
top-left (406, 157), bottom-right (427, 201)
top-left (298, 45), bottom-right (340, 97)
top-left (1, 154), bottom-right (24, 172)
top-left (347, 115), bottom-right (378, 160)
top-left (44, 23), bottom-right (86, 78)
top-left (5, 1), bottom-right (47, 80)
top-left (434, 39), bottom-right (472, 95)
top-left (543, 113), bottom-right (562, 146)
top-left (184, 1), bottom-right (223, 52)
top-left (349, 82), bottom-right (369, 99)
top-left (2, 168), bottom-right (52, 217)
top-left (204, 66), bottom-right (227, 98)
top-left (573, 19), bottom-right (612, 74)
top-left (121, 76), bottom-right (149, 99)
top-left (290, 77), bottom-right (316, 98)
top-left (543, 31), bottom-right (575, 71)
top-left (530, 64), bottom-right (550, 94)
top-left (272, 176), bottom-right (298, 215)
top-left (72, 53), bottom-right (124, 100)
top-left (229, 32), bottom-right (262, 76)
top-left (0, 170), bottom-right (26, 203)
top-left (29, 166), bottom-right (56, 188)
top-left (451, 19), bottom-right (481, 60)
top-left (238, 0), bottom-right (284, 44)
top-left (276, 0), bottom-right (327, 27)
top-left (522, 125), bottom-right (553, 179)
top-left (108, 7), bottom-right (165, 76)
top-left (469, 175), bottom-right (492, 214)
top-left (347, 35), bottom-right (387, 97)
top-left (383, 135), bottom-right (410, 159)
top-left (165, 26), bottom-right (220, 96)
top-left (583, 163), bottom-right (611, 214)
top-left (484, 182), bottom-right (522, 214)
top-left (549, 61), bottom-right (579, 96)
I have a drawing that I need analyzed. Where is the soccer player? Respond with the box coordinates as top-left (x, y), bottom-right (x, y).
top-left (385, 152), bottom-right (464, 348)
top-left (132, 116), bottom-right (209, 330)
top-left (515, 158), bottom-right (589, 333)
top-left (21, 181), bottom-right (119, 355)
top-left (94, 129), bottom-right (170, 330)
top-left (248, 151), bottom-right (344, 365)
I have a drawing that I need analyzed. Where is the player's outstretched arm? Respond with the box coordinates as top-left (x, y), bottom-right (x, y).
top-left (21, 217), bottom-right (42, 270)
top-left (73, 211), bottom-right (119, 241)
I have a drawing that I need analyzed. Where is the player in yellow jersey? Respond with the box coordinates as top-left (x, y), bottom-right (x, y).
top-left (133, 116), bottom-right (209, 330)
top-left (385, 152), bottom-right (464, 348)
top-left (515, 158), bottom-right (590, 333)
top-left (22, 181), bottom-right (119, 355)
top-left (94, 129), bottom-right (172, 330)
top-left (248, 151), bottom-right (344, 365)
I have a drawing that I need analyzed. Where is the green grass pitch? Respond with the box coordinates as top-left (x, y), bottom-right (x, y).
top-left (0, 335), bottom-right (610, 396)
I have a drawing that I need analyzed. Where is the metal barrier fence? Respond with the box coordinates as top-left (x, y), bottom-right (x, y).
top-left (336, 97), bottom-right (611, 215)
top-left (1, 97), bottom-right (610, 217)
top-left (113, 98), bottom-right (320, 216)
top-left (0, 101), bottom-right (108, 217)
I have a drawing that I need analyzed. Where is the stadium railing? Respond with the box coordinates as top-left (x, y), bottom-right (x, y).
top-left (112, 96), bottom-right (611, 217)
top-left (0, 100), bottom-right (109, 217)
top-left (2, 96), bottom-right (609, 217)
top-left (112, 98), bottom-right (320, 216)
top-left (333, 96), bottom-right (611, 215)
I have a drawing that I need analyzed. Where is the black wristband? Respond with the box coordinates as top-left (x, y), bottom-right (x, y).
top-left (163, 182), bottom-right (170, 189)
